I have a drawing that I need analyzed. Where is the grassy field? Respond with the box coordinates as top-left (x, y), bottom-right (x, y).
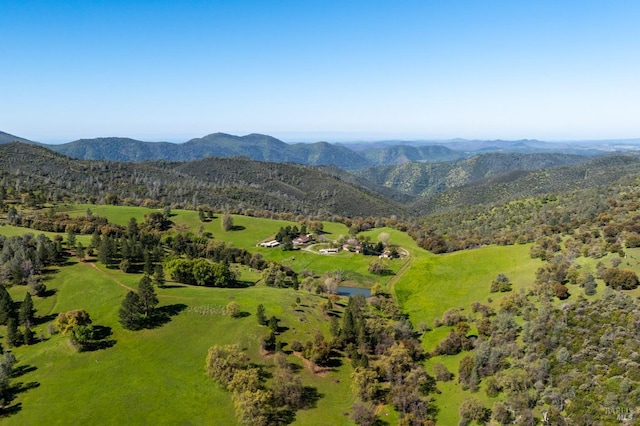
top-left (4, 259), bottom-right (357, 425)
top-left (396, 243), bottom-right (542, 336)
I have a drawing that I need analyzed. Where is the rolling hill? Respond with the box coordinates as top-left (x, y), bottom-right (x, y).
top-left (0, 142), bottom-right (407, 218)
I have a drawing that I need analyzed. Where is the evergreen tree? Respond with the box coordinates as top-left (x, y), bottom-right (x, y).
top-left (127, 217), bottom-right (139, 238)
top-left (268, 316), bottom-right (280, 333)
top-left (143, 252), bottom-right (154, 276)
top-left (23, 327), bottom-right (34, 346)
top-left (76, 241), bottom-right (86, 260)
top-left (19, 292), bottom-right (35, 328)
top-left (6, 318), bottom-right (21, 348)
top-left (256, 304), bottom-right (267, 326)
top-left (0, 286), bottom-right (14, 325)
top-left (119, 291), bottom-right (143, 330)
top-left (153, 263), bottom-right (166, 288)
top-left (67, 229), bottom-right (77, 250)
top-left (90, 231), bottom-right (101, 250)
top-left (138, 276), bottom-right (158, 317)
top-left (98, 236), bottom-right (115, 267)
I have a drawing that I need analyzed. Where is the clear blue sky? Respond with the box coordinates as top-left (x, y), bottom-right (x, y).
top-left (1, 0), bottom-right (639, 143)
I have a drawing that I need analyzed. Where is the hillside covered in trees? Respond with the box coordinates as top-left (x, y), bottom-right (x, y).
top-left (0, 143), bottom-right (409, 218)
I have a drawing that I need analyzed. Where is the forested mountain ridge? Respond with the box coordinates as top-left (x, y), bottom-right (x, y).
top-left (47, 133), bottom-right (373, 168)
top-left (0, 142), bottom-right (408, 218)
top-left (409, 153), bottom-right (640, 216)
top-left (361, 144), bottom-right (466, 165)
top-left (356, 152), bottom-right (593, 196)
top-left (6, 129), bottom-right (634, 170)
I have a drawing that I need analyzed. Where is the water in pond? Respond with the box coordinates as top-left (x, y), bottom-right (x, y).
top-left (337, 286), bottom-right (371, 297)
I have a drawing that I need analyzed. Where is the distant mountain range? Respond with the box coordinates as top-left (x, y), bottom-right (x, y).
top-left (2, 130), bottom-right (640, 169)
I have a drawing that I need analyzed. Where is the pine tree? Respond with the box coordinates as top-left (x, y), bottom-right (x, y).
top-left (153, 264), bottom-right (166, 288)
top-left (67, 229), bottom-right (77, 250)
top-left (119, 291), bottom-right (143, 330)
top-left (0, 286), bottom-right (14, 325)
top-left (138, 276), bottom-right (158, 317)
top-left (6, 318), bottom-right (21, 348)
top-left (98, 236), bottom-right (115, 267)
top-left (143, 252), bottom-right (154, 276)
top-left (19, 292), bottom-right (35, 328)
top-left (90, 231), bottom-right (101, 250)
top-left (256, 304), bottom-right (267, 326)
top-left (76, 242), bottom-right (86, 260)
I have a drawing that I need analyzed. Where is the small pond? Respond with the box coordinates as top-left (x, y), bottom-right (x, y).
top-left (337, 286), bottom-right (371, 297)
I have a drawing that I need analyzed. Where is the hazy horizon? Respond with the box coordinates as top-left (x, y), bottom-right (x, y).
top-left (4, 129), bottom-right (640, 146)
top-left (2, 1), bottom-right (639, 143)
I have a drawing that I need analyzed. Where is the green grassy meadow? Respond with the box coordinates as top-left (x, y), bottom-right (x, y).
top-left (396, 244), bottom-right (542, 335)
top-left (0, 206), bottom-right (554, 425)
top-left (5, 259), bottom-right (356, 425)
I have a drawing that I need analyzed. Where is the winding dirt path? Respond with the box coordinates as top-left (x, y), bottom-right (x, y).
top-left (84, 261), bottom-right (136, 292)
top-left (81, 261), bottom-right (183, 300)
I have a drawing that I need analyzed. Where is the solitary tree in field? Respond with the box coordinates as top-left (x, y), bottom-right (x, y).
top-left (222, 213), bottom-right (234, 231)
top-left (256, 304), bottom-right (267, 326)
top-left (490, 273), bottom-right (512, 293)
top-left (55, 309), bottom-right (92, 335)
top-left (225, 301), bottom-right (241, 318)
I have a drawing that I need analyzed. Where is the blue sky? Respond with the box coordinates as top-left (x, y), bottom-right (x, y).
top-left (1, 0), bottom-right (639, 143)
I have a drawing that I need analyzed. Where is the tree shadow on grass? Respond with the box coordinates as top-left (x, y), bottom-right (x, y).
top-left (301, 386), bottom-right (323, 409)
top-left (325, 354), bottom-right (343, 370)
top-left (145, 304), bottom-right (188, 329)
top-left (158, 284), bottom-right (187, 289)
top-left (39, 288), bottom-right (57, 298)
top-left (0, 402), bottom-right (22, 418)
top-left (227, 280), bottom-right (254, 288)
top-left (275, 325), bottom-right (290, 334)
top-left (81, 325), bottom-right (116, 352)
top-left (34, 313), bottom-right (58, 326)
top-left (0, 371), bottom-right (40, 418)
top-left (271, 408), bottom-right (297, 425)
top-left (11, 365), bottom-right (37, 378)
